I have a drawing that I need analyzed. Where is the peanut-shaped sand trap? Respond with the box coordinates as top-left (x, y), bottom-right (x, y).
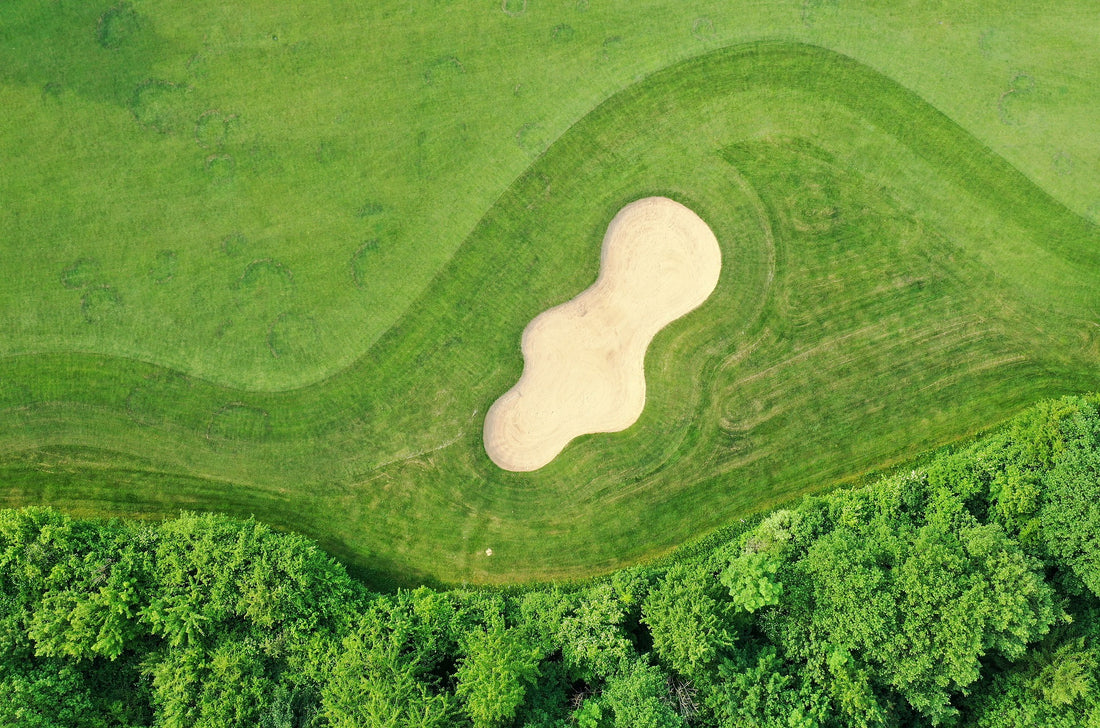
top-left (484, 196), bottom-right (722, 472)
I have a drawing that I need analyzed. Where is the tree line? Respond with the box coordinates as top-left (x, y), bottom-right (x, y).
top-left (3, 395), bottom-right (1100, 727)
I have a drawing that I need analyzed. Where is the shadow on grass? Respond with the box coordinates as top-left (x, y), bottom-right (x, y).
top-left (0, 0), bottom-right (183, 109)
top-left (0, 446), bottom-right (439, 593)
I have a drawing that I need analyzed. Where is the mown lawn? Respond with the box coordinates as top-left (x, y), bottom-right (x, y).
top-left (2, 1), bottom-right (1099, 586)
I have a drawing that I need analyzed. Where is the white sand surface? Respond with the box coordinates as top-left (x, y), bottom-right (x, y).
top-left (484, 196), bottom-right (722, 471)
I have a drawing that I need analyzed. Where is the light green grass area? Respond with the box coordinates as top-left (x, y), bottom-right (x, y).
top-left (2, 2), bottom-right (1099, 585)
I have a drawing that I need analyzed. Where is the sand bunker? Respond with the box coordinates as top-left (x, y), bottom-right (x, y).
top-left (484, 196), bottom-right (722, 472)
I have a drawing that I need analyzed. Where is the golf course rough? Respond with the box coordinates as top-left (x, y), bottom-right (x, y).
top-left (485, 197), bottom-right (721, 472)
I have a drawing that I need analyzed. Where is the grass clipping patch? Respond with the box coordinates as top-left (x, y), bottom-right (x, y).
top-left (484, 197), bottom-right (721, 471)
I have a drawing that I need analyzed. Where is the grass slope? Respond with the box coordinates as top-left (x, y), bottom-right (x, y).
top-left (2, 40), bottom-right (1098, 585)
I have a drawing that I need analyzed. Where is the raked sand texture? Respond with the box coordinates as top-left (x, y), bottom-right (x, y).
top-left (484, 197), bottom-right (722, 472)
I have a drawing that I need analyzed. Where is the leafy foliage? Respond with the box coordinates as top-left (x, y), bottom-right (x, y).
top-left (322, 604), bottom-right (458, 728)
top-left (721, 552), bottom-right (784, 614)
top-left (960, 615), bottom-right (1100, 728)
top-left (455, 616), bottom-right (542, 727)
top-left (643, 563), bottom-right (735, 678)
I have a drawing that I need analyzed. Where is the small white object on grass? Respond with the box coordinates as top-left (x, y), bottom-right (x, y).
top-left (485, 548), bottom-right (493, 556)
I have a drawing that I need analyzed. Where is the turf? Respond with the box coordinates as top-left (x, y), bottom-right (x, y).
top-left (2, 3), bottom-right (1099, 585)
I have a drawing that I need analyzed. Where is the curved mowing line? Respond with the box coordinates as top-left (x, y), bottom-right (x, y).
top-left (1, 42), bottom-right (1098, 585)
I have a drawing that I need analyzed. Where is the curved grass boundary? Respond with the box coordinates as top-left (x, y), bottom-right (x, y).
top-left (1, 42), bottom-right (1099, 585)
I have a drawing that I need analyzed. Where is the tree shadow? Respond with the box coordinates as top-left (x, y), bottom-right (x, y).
top-left (0, 0), bottom-right (183, 110)
top-left (310, 532), bottom-right (449, 594)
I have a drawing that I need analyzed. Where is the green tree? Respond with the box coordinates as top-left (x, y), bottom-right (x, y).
top-left (642, 563), bottom-right (735, 678)
top-left (143, 639), bottom-right (281, 728)
top-left (961, 620), bottom-right (1100, 728)
top-left (317, 587), bottom-right (460, 727)
top-left (455, 615), bottom-right (542, 728)
top-left (322, 630), bottom-right (458, 728)
top-left (559, 582), bottom-right (636, 680)
top-left (599, 660), bottom-right (684, 728)
top-left (0, 508), bottom-right (153, 662)
top-left (1040, 429), bottom-right (1100, 596)
top-left (0, 657), bottom-right (110, 728)
top-left (753, 470), bottom-right (1060, 725)
top-left (720, 552), bottom-right (784, 613)
top-left (703, 647), bottom-right (832, 728)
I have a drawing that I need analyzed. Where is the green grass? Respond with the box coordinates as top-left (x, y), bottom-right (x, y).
top-left (2, 2), bottom-right (1100, 586)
